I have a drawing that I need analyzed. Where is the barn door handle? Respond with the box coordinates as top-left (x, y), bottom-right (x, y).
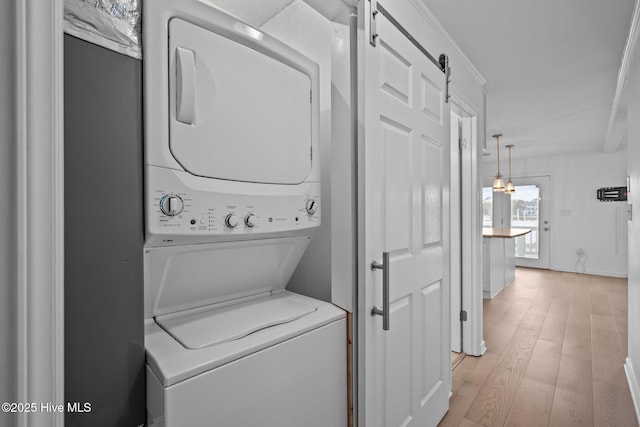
top-left (371, 252), bottom-right (390, 331)
top-left (175, 47), bottom-right (195, 124)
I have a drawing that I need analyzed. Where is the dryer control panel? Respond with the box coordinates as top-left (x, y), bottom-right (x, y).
top-left (146, 166), bottom-right (320, 247)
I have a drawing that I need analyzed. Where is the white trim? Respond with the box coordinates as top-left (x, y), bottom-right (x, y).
top-left (450, 91), bottom-right (480, 119)
top-left (604, 0), bottom-right (640, 152)
top-left (16, 0), bottom-right (28, 421)
top-left (454, 107), bottom-right (484, 357)
top-left (52, 1), bottom-right (65, 419)
top-left (549, 267), bottom-right (628, 279)
top-left (15, 0), bottom-right (65, 425)
top-left (626, 357), bottom-right (640, 425)
top-left (450, 111), bottom-right (462, 353)
top-left (408, 0), bottom-right (486, 86)
top-left (482, 277), bottom-right (515, 300)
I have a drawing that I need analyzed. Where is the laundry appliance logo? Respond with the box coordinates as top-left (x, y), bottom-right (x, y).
top-left (1, 401), bottom-right (92, 413)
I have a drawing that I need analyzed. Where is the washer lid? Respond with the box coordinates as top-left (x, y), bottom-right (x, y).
top-left (144, 236), bottom-right (312, 318)
top-left (157, 293), bottom-right (316, 349)
top-left (168, 18), bottom-right (313, 184)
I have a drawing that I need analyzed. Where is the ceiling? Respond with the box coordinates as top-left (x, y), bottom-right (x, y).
top-left (422, 0), bottom-right (635, 160)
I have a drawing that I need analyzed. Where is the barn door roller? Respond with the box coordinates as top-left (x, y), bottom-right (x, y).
top-left (439, 54), bottom-right (451, 103)
top-left (368, 1), bottom-right (451, 102)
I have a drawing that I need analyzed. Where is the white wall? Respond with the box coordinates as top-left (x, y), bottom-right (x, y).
top-left (625, 23), bottom-right (640, 420)
top-left (484, 150), bottom-right (628, 277)
top-left (0, 0), bottom-right (16, 419)
top-left (261, 2), bottom-right (336, 302)
top-left (203, 0), bottom-right (359, 310)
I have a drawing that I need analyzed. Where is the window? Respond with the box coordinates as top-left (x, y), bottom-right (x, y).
top-left (482, 187), bottom-right (493, 227)
top-left (511, 185), bottom-right (540, 259)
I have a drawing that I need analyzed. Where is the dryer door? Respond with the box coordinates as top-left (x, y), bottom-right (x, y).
top-left (168, 18), bottom-right (313, 185)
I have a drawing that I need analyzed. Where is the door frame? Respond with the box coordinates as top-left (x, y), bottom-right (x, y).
top-left (450, 96), bottom-right (485, 357)
top-left (450, 112), bottom-right (462, 354)
top-left (13, 0), bottom-right (65, 425)
top-left (510, 175), bottom-right (551, 269)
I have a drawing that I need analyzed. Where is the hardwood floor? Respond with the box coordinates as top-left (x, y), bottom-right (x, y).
top-left (440, 268), bottom-right (638, 427)
top-left (452, 351), bottom-right (467, 370)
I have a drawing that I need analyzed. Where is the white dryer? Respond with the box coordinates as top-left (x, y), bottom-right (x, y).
top-left (142, 2), bottom-right (346, 426)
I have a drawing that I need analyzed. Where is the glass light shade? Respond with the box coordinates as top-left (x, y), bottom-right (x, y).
top-left (493, 174), bottom-right (505, 192)
top-left (505, 180), bottom-right (515, 194)
top-left (492, 134), bottom-right (505, 192)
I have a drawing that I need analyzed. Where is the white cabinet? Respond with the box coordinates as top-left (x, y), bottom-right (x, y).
top-left (483, 235), bottom-right (517, 299)
top-left (504, 237), bottom-right (515, 285)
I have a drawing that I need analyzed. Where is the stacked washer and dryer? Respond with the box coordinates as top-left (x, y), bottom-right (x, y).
top-left (143, 1), bottom-right (347, 426)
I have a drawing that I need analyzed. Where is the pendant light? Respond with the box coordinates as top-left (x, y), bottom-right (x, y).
top-left (505, 144), bottom-right (515, 194)
top-left (492, 134), bottom-right (505, 192)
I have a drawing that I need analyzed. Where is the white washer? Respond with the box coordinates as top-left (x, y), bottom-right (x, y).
top-left (142, 2), bottom-right (346, 426)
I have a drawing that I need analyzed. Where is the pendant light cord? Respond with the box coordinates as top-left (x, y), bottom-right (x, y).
top-left (496, 137), bottom-right (500, 175)
top-left (508, 145), bottom-right (511, 179)
top-left (495, 134), bottom-right (502, 177)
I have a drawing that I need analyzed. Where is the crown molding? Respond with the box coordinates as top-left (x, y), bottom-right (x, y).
top-left (604, 0), bottom-right (640, 153)
top-left (408, 0), bottom-right (486, 86)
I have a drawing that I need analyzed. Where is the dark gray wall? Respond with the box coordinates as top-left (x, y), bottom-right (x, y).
top-left (64, 35), bottom-right (145, 427)
top-left (0, 2), bottom-right (17, 425)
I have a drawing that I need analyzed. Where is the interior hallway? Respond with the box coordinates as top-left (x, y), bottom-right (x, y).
top-left (440, 268), bottom-right (638, 426)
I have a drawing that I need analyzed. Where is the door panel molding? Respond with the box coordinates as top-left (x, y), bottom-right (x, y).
top-left (359, 1), bottom-right (450, 425)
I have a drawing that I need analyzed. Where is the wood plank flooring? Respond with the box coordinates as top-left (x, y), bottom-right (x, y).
top-left (440, 268), bottom-right (638, 427)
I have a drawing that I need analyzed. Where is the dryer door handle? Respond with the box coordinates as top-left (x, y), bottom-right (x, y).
top-left (176, 47), bottom-right (195, 124)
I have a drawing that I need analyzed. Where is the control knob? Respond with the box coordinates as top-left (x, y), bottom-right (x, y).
top-left (245, 214), bottom-right (257, 228)
top-left (305, 199), bottom-right (318, 215)
top-left (160, 195), bottom-right (184, 216)
top-left (225, 214), bottom-right (240, 229)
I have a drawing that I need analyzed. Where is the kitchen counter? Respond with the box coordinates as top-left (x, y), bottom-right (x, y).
top-left (483, 228), bottom-right (532, 238)
top-left (482, 228), bottom-right (532, 299)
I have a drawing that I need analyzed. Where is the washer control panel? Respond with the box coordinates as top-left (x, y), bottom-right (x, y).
top-left (224, 214), bottom-right (240, 229)
top-left (244, 214), bottom-right (257, 228)
top-left (146, 168), bottom-right (320, 246)
top-left (305, 198), bottom-right (318, 215)
top-left (159, 194), bottom-right (184, 216)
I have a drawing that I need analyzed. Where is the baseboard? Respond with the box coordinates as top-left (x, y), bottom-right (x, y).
top-left (482, 278), bottom-right (514, 300)
top-left (625, 357), bottom-right (640, 425)
top-left (549, 266), bottom-right (628, 278)
top-left (482, 288), bottom-right (502, 299)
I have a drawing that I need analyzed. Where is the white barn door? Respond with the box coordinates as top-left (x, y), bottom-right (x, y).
top-left (359, 1), bottom-right (451, 426)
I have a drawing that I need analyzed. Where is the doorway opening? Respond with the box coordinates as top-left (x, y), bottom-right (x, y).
top-left (450, 105), bottom-right (483, 364)
top-left (511, 176), bottom-right (551, 269)
top-left (481, 175), bottom-right (551, 270)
